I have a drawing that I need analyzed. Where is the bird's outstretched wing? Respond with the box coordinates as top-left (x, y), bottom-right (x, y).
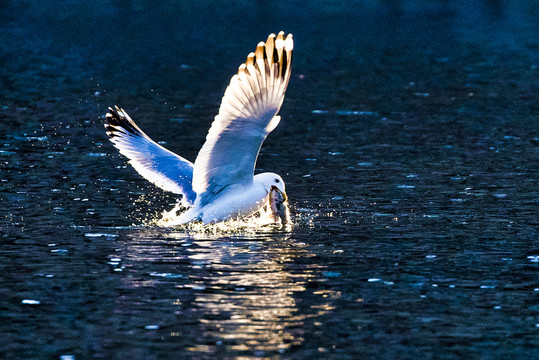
top-left (192, 32), bottom-right (293, 206)
top-left (105, 106), bottom-right (196, 205)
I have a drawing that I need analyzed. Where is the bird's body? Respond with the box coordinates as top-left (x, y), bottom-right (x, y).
top-left (105, 32), bottom-right (293, 225)
top-left (179, 173), bottom-right (279, 224)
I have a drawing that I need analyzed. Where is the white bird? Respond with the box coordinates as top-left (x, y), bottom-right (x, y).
top-left (105, 32), bottom-right (293, 225)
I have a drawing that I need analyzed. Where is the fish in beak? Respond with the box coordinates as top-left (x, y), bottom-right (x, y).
top-left (269, 186), bottom-right (291, 224)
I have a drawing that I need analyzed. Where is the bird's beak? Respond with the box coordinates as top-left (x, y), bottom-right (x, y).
top-left (270, 186), bottom-right (291, 224)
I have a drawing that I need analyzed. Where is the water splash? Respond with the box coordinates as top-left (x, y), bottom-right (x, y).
top-left (153, 201), bottom-right (292, 234)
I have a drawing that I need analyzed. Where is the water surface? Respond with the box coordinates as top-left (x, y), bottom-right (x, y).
top-left (1, 1), bottom-right (538, 359)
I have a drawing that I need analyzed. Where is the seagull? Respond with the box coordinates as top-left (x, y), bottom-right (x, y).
top-left (105, 32), bottom-right (293, 225)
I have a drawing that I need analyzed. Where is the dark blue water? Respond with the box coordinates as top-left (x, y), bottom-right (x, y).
top-left (1, 1), bottom-right (538, 359)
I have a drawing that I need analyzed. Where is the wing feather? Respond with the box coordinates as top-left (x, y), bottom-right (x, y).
top-left (105, 106), bottom-right (196, 205)
top-left (192, 32), bottom-right (293, 206)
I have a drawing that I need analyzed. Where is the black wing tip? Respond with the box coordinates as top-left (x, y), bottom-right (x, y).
top-left (105, 105), bottom-right (124, 125)
top-left (238, 32), bottom-right (293, 85)
top-left (104, 105), bottom-right (141, 138)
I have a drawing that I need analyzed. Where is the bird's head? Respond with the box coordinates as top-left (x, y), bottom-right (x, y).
top-left (254, 172), bottom-right (286, 194)
top-left (254, 172), bottom-right (290, 224)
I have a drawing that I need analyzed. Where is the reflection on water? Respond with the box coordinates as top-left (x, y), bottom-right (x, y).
top-left (185, 237), bottom-right (309, 353)
top-left (111, 229), bottom-right (335, 357)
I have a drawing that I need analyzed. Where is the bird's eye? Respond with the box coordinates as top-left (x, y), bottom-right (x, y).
top-left (275, 179), bottom-right (280, 183)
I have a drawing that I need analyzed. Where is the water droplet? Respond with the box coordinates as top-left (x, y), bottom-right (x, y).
top-left (189, 285), bottom-right (206, 291)
top-left (50, 249), bottom-right (68, 254)
top-left (527, 256), bottom-right (539, 263)
top-left (426, 255), bottom-right (437, 259)
top-left (150, 272), bottom-right (183, 279)
top-left (84, 233), bottom-right (119, 238)
top-left (145, 325), bottom-right (159, 330)
top-left (336, 110), bottom-right (375, 116)
top-left (22, 299), bottom-right (40, 305)
top-left (60, 355), bottom-right (75, 360)
top-left (397, 184), bottom-right (415, 189)
top-left (368, 278), bottom-right (381, 282)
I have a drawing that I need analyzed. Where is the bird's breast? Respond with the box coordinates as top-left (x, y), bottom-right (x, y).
top-left (199, 182), bottom-right (268, 224)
